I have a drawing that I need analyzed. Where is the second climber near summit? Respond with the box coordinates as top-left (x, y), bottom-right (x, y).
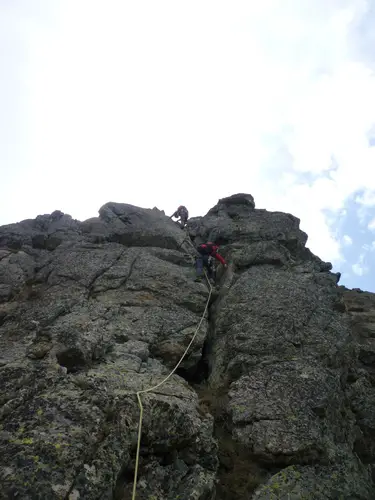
top-left (195, 242), bottom-right (227, 283)
top-left (170, 205), bottom-right (189, 229)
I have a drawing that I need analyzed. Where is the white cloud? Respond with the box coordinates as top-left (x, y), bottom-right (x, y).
top-left (1, 0), bottom-right (375, 272)
top-left (343, 235), bottom-right (353, 246)
top-left (352, 239), bottom-right (375, 276)
top-left (352, 262), bottom-right (369, 276)
top-left (352, 253), bottom-right (369, 276)
top-left (368, 218), bottom-right (375, 231)
top-left (363, 241), bottom-right (375, 251)
top-left (356, 190), bottom-right (375, 207)
top-left (356, 191), bottom-right (375, 225)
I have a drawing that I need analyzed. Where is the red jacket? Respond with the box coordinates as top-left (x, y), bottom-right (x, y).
top-left (213, 251), bottom-right (227, 266)
top-left (198, 243), bottom-right (227, 266)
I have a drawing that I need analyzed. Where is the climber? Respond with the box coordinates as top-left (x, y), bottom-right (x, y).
top-left (195, 242), bottom-right (227, 283)
top-left (170, 205), bottom-right (189, 229)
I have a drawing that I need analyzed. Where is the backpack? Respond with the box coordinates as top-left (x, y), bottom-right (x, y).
top-left (179, 206), bottom-right (188, 218)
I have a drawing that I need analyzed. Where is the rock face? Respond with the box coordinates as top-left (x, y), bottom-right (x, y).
top-left (0, 194), bottom-right (373, 499)
top-left (341, 288), bottom-right (375, 474)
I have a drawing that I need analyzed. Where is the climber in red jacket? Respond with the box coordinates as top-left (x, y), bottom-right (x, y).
top-left (195, 242), bottom-right (227, 283)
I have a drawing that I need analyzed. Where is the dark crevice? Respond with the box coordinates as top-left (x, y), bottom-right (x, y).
top-left (175, 286), bottom-right (218, 384)
top-left (113, 449), bottom-right (181, 500)
top-left (191, 276), bottom-right (271, 500)
top-left (214, 427), bottom-right (265, 500)
top-left (87, 249), bottom-right (126, 293)
top-left (120, 255), bottom-right (139, 288)
top-left (88, 254), bottom-right (138, 299)
top-left (113, 464), bottom-right (135, 500)
top-left (56, 347), bottom-right (86, 373)
top-left (176, 336), bottom-right (211, 384)
top-left (196, 380), bottom-right (267, 500)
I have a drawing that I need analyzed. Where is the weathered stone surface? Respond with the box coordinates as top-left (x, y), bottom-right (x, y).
top-left (191, 195), bottom-right (372, 498)
top-left (229, 362), bottom-right (352, 465)
top-left (0, 207), bottom-right (215, 499)
top-left (342, 288), bottom-right (375, 371)
top-left (0, 250), bottom-right (35, 302)
top-left (188, 208), bottom-right (307, 251)
top-left (341, 287), bottom-right (375, 471)
top-left (205, 265), bottom-right (360, 496)
top-left (0, 210), bottom-right (81, 250)
top-left (187, 193), bottom-right (333, 276)
top-left (207, 193), bottom-right (256, 216)
top-left (0, 360), bottom-right (217, 500)
top-left (98, 202), bottom-right (186, 249)
top-left (210, 267), bottom-right (353, 384)
top-left (0, 193), bottom-right (374, 499)
top-left (252, 459), bottom-right (373, 499)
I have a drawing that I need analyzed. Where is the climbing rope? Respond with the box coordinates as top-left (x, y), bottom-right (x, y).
top-left (131, 234), bottom-right (212, 500)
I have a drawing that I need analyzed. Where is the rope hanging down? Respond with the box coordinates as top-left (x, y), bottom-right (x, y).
top-left (131, 234), bottom-right (212, 500)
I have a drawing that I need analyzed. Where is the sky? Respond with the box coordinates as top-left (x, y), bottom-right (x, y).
top-left (1, 0), bottom-right (375, 292)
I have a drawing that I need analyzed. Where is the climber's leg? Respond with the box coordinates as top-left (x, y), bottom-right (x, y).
top-left (206, 257), bottom-right (216, 284)
top-left (195, 257), bottom-right (204, 281)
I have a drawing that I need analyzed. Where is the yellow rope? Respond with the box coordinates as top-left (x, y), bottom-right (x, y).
top-left (131, 236), bottom-right (212, 500)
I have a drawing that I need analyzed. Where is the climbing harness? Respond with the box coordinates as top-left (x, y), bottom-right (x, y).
top-left (131, 234), bottom-right (212, 500)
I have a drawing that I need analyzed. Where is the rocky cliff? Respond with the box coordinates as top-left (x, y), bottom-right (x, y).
top-left (0, 194), bottom-right (374, 500)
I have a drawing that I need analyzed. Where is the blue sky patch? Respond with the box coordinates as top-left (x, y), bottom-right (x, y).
top-left (327, 193), bottom-right (375, 292)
